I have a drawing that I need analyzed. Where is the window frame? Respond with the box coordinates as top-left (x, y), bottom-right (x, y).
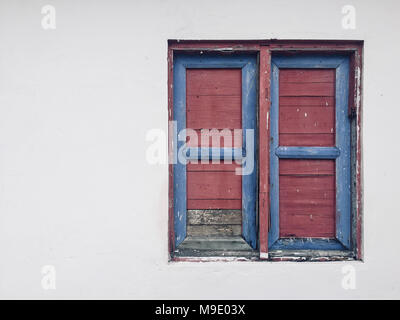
top-left (172, 53), bottom-right (258, 249)
top-left (168, 40), bottom-right (364, 262)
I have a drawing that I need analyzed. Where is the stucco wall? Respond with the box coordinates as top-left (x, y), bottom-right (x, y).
top-left (0, 0), bottom-right (399, 299)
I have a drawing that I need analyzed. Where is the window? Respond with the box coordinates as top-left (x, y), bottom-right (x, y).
top-left (168, 40), bottom-right (363, 262)
top-left (172, 53), bottom-right (258, 258)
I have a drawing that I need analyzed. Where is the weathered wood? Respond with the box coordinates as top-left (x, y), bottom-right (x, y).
top-left (268, 249), bottom-right (355, 261)
top-left (187, 199), bottom-right (242, 210)
top-left (174, 249), bottom-right (258, 258)
top-left (187, 224), bottom-right (241, 237)
top-left (178, 236), bottom-right (251, 250)
top-left (174, 236), bottom-right (258, 258)
top-left (187, 209), bottom-right (241, 225)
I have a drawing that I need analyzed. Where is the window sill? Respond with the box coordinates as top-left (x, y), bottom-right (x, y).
top-left (268, 249), bottom-right (357, 262)
top-left (172, 236), bottom-right (259, 259)
top-left (170, 236), bottom-right (358, 262)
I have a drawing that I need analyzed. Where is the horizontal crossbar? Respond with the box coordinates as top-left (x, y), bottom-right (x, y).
top-left (275, 147), bottom-right (340, 159)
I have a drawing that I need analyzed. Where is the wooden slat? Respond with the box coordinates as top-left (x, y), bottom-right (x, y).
top-left (177, 236), bottom-right (252, 251)
top-left (280, 188), bottom-right (335, 203)
top-left (279, 133), bottom-right (335, 146)
top-left (280, 203), bottom-right (334, 215)
top-left (187, 171), bottom-right (241, 200)
top-left (280, 214), bottom-right (335, 238)
top-left (187, 95), bottom-right (241, 129)
top-left (187, 162), bottom-right (240, 172)
top-left (279, 106), bottom-right (334, 134)
top-left (186, 129), bottom-right (242, 148)
top-left (280, 175), bottom-right (335, 191)
top-left (279, 82), bottom-right (334, 97)
top-left (279, 69), bottom-right (335, 83)
top-left (187, 210), bottom-right (241, 225)
top-left (187, 199), bottom-right (242, 210)
top-left (186, 69), bottom-right (241, 96)
top-left (187, 224), bottom-right (241, 237)
top-left (279, 159), bottom-right (335, 175)
top-left (279, 96), bottom-right (335, 107)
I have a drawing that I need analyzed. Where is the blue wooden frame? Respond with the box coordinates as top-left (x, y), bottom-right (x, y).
top-left (173, 53), bottom-right (258, 248)
top-left (269, 54), bottom-right (351, 251)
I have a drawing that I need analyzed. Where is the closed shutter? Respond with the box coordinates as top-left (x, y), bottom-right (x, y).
top-left (173, 54), bottom-right (257, 254)
top-left (269, 55), bottom-right (351, 250)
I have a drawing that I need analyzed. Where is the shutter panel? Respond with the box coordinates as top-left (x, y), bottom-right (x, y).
top-left (173, 54), bottom-right (257, 251)
top-left (270, 55), bottom-right (351, 250)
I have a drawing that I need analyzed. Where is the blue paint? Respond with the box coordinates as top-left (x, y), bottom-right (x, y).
top-left (241, 58), bottom-right (257, 249)
top-left (173, 53), bottom-right (257, 249)
top-left (272, 55), bottom-right (347, 69)
top-left (269, 55), bottom-right (351, 251)
top-left (269, 62), bottom-right (280, 246)
top-left (335, 57), bottom-right (351, 249)
top-left (173, 56), bottom-right (187, 247)
top-left (276, 147), bottom-right (340, 159)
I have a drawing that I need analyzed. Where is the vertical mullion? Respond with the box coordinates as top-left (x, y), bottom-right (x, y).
top-left (259, 46), bottom-right (270, 258)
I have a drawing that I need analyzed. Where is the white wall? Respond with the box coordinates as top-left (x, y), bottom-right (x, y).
top-left (0, 0), bottom-right (399, 299)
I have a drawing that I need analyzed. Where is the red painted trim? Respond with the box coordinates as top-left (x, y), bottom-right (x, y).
top-left (354, 46), bottom-right (363, 261)
top-left (168, 40), bottom-right (262, 51)
top-left (259, 46), bottom-right (270, 258)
